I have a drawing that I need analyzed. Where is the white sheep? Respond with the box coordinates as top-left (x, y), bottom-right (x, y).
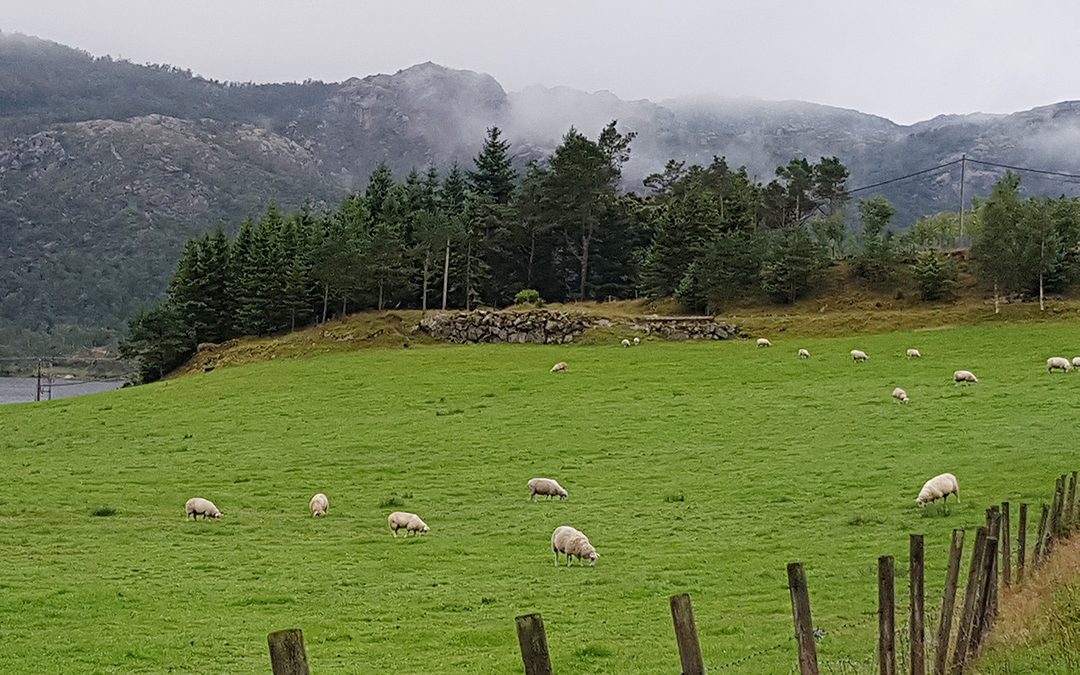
top-left (798, 348), bottom-right (810, 359)
top-left (388, 511), bottom-right (430, 537)
top-left (633, 337), bottom-right (641, 346)
top-left (892, 387), bottom-right (909, 403)
top-left (309, 493), bottom-right (329, 517)
top-left (954, 370), bottom-right (978, 383)
top-left (551, 525), bottom-right (599, 567)
top-left (550, 361), bottom-right (567, 373)
top-left (1073, 357), bottom-right (1080, 368)
top-left (1047, 357), bottom-right (1072, 373)
top-left (185, 497), bottom-right (221, 520)
top-left (621, 339), bottom-right (631, 348)
top-left (528, 478), bottom-right (568, 501)
top-left (907, 349), bottom-right (922, 359)
top-left (916, 473), bottom-right (960, 511)
top-left (850, 349), bottom-right (869, 362)
top-left (757, 338), bottom-right (772, 347)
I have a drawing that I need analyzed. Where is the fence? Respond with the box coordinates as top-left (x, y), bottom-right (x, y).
top-left (264, 471), bottom-right (1078, 674)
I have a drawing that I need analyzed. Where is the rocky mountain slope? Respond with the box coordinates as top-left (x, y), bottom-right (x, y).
top-left (3, 31), bottom-right (1080, 352)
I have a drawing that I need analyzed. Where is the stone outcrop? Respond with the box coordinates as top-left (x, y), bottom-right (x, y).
top-left (415, 310), bottom-right (740, 343)
top-left (627, 316), bottom-right (740, 340)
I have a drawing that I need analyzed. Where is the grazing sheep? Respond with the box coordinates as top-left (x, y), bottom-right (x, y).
top-left (633, 337), bottom-right (641, 346)
top-left (550, 361), bottom-right (567, 373)
top-left (528, 478), bottom-right (569, 501)
top-left (892, 387), bottom-right (909, 403)
top-left (1047, 357), bottom-right (1072, 373)
top-left (907, 349), bottom-right (922, 359)
top-left (850, 349), bottom-right (869, 362)
top-left (621, 339), bottom-right (631, 348)
top-left (1073, 357), bottom-right (1080, 368)
top-left (551, 525), bottom-right (599, 567)
top-left (798, 348), bottom-right (810, 359)
top-left (388, 511), bottom-right (430, 537)
top-left (917, 473), bottom-right (960, 511)
top-left (953, 370), bottom-right (978, 383)
top-left (757, 338), bottom-right (772, 347)
top-left (185, 497), bottom-right (222, 520)
top-left (309, 493), bottom-right (329, 517)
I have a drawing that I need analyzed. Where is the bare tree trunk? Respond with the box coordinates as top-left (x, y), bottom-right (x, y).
top-left (1040, 239), bottom-right (1046, 311)
top-left (341, 296), bottom-right (346, 317)
top-left (994, 281), bottom-right (1000, 315)
top-left (1040, 271), bottom-right (1045, 311)
top-left (321, 284), bottom-right (329, 324)
top-left (378, 282), bottom-right (384, 311)
top-left (465, 238), bottom-right (472, 311)
top-left (579, 230), bottom-right (591, 300)
top-left (441, 238), bottom-right (450, 310)
top-left (528, 231), bottom-right (536, 287)
top-left (421, 255), bottom-right (429, 314)
top-left (291, 308), bottom-right (296, 331)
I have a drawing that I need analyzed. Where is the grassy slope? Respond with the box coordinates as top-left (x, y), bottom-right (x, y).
top-left (1, 323), bottom-right (1079, 673)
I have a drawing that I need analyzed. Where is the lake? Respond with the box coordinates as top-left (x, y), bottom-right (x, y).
top-left (0, 377), bottom-right (126, 405)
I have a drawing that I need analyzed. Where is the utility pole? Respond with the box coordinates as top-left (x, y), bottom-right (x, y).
top-left (958, 154), bottom-right (966, 245)
top-left (35, 358), bottom-right (42, 402)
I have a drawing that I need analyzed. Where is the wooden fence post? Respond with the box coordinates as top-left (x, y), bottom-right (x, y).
top-left (985, 508), bottom-right (1000, 623)
top-left (949, 526), bottom-right (987, 675)
top-left (670, 594), bottom-right (705, 675)
top-left (1000, 502), bottom-right (1011, 586)
top-left (1017, 504), bottom-right (1028, 584)
top-left (910, 535), bottom-right (926, 675)
top-left (1067, 471), bottom-right (1078, 533)
top-left (1047, 476), bottom-right (1064, 549)
top-left (516, 613), bottom-right (554, 675)
top-left (973, 536), bottom-right (1000, 653)
top-left (879, 555), bottom-right (896, 675)
top-left (1032, 503), bottom-right (1049, 566)
top-left (787, 562), bottom-right (820, 675)
top-left (933, 529), bottom-right (964, 675)
top-left (267, 629), bottom-right (311, 675)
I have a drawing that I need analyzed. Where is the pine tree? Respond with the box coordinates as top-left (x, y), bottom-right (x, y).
top-left (468, 126), bottom-right (517, 204)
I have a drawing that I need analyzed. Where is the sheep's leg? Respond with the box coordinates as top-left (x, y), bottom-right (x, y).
top-left (553, 550), bottom-right (558, 567)
top-left (567, 554), bottom-right (574, 568)
top-left (530, 492), bottom-right (536, 502)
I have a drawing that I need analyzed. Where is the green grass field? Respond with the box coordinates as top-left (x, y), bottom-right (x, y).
top-left (1, 323), bottom-right (1078, 673)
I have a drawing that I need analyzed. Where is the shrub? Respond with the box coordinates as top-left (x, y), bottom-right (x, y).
top-left (513, 289), bottom-right (543, 306)
top-left (91, 507), bottom-right (117, 517)
top-left (913, 250), bottom-right (959, 301)
top-left (378, 496), bottom-right (406, 508)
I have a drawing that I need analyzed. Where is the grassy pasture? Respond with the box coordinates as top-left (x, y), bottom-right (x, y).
top-left (1, 322), bottom-right (1078, 673)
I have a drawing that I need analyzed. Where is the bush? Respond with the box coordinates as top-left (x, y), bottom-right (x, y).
top-left (91, 507), bottom-right (117, 517)
top-left (513, 289), bottom-right (543, 306)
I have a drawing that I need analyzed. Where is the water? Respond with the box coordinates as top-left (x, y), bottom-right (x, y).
top-left (0, 377), bottom-right (126, 405)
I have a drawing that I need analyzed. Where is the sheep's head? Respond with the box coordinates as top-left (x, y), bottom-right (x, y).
top-left (212, 512), bottom-right (222, 519)
top-left (560, 491), bottom-right (569, 501)
top-left (587, 551), bottom-right (599, 566)
top-left (420, 524), bottom-right (430, 534)
top-left (916, 498), bottom-right (927, 508)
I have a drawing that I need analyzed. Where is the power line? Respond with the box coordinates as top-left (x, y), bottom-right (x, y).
top-left (965, 158), bottom-right (1080, 182)
top-left (847, 159), bottom-right (963, 194)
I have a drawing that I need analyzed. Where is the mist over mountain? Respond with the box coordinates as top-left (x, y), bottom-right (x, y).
top-left (4, 31), bottom-right (1080, 353)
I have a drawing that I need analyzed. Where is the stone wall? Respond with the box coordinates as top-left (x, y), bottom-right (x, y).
top-left (415, 310), bottom-right (740, 343)
top-left (628, 316), bottom-right (740, 340)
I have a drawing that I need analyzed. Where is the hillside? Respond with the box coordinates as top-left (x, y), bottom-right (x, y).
top-left (5, 31), bottom-right (1080, 353)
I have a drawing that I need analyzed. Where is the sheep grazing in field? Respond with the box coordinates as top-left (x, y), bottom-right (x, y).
top-left (953, 370), bottom-right (978, 383)
top-left (798, 348), bottom-right (810, 359)
top-left (1047, 357), bottom-right (1072, 373)
top-left (892, 387), bottom-right (909, 403)
top-left (550, 361), bottom-right (567, 373)
top-left (633, 337), bottom-right (641, 346)
top-left (309, 493), bottom-right (329, 517)
top-left (528, 477), bottom-right (569, 501)
top-left (917, 473), bottom-right (960, 511)
top-left (1073, 357), bottom-right (1080, 368)
top-left (551, 525), bottom-right (599, 567)
top-left (621, 339), bottom-right (631, 348)
top-left (388, 511), bottom-right (430, 537)
top-left (907, 349), bottom-right (922, 359)
top-left (185, 497), bottom-right (222, 520)
top-left (850, 349), bottom-right (869, 362)
top-left (756, 338), bottom-right (772, 347)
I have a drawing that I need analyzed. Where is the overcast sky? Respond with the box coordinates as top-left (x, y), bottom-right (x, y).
top-left (4, 0), bottom-right (1078, 125)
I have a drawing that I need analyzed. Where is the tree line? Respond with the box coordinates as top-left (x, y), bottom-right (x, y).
top-left (120, 124), bottom-right (1080, 382)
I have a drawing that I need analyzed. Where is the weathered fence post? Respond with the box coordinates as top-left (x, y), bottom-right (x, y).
top-left (879, 555), bottom-right (897, 675)
top-left (1067, 471), bottom-right (1078, 533)
top-left (1032, 503), bottom-right (1049, 566)
top-left (933, 529), bottom-right (964, 675)
top-left (516, 613), bottom-right (554, 675)
top-left (1047, 476), bottom-right (1064, 550)
top-left (670, 594), bottom-right (705, 675)
top-left (973, 535), bottom-right (1000, 653)
top-left (1000, 502), bottom-right (1011, 586)
top-left (949, 526), bottom-right (987, 675)
top-left (787, 562), bottom-right (820, 675)
top-left (910, 535), bottom-right (926, 675)
top-left (985, 507), bottom-right (1000, 623)
top-left (1017, 503), bottom-right (1028, 584)
top-left (267, 629), bottom-right (311, 675)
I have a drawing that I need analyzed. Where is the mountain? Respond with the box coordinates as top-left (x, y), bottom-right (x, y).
top-left (4, 31), bottom-right (1080, 354)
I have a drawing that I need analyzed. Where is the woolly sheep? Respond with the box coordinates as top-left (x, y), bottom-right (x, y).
top-left (1073, 357), bottom-right (1080, 368)
top-left (309, 493), bottom-right (329, 517)
top-left (756, 338), bottom-right (772, 347)
top-left (185, 497), bottom-right (221, 520)
top-left (550, 361), bottom-right (567, 373)
top-left (953, 370), bottom-right (978, 383)
top-left (633, 337), bottom-right (641, 346)
top-left (850, 349), bottom-right (869, 362)
top-left (907, 349), bottom-right (922, 359)
top-left (916, 473), bottom-right (960, 510)
top-left (621, 339), bottom-right (631, 348)
top-left (528, 477), bottom-right (569, 501)
top-left (551, 525), bottom-right (599, 567)
top-left (892, 387), bottom-right (909, 403)
top-left (388, 511), bottom-right (430, 537)
top-left (1047, 357), bottom-right (1072, 373)
top-left (798, 348), bottom-right (810, 359)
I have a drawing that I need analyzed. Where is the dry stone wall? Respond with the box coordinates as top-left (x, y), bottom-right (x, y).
top-left (415, 310), bottom-right (740, 343)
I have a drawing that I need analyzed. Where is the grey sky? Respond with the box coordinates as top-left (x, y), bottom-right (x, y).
top-left (5, 0), bottom-right (1078, 124)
